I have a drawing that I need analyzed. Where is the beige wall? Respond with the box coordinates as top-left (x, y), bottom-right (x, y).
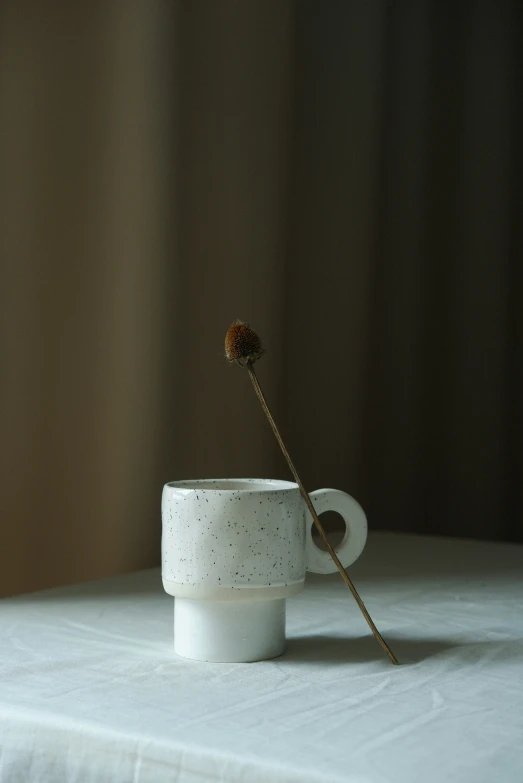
top-left (1, 0), bottom-right (521, 597)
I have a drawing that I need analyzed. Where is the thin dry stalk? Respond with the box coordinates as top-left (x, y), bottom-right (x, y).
top-left (246, 363), bottom-right (399, 666)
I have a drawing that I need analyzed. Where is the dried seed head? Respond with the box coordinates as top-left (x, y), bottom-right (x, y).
top-left (225, 320), bottom-right (264, 366)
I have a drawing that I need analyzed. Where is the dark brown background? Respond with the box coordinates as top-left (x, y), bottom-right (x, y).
top-left (1, 0), bottom-right (522, 597)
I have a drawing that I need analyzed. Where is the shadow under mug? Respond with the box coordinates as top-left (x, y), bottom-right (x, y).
top-left (162, 478), bottom-right (367, 662)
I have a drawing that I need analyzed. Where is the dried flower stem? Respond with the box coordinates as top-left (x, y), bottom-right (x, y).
top-left (246, 362), bottom-right (399, 666)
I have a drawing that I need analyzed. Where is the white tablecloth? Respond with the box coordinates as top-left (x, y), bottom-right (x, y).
top-left (1, 532), bottom-right (522, 783)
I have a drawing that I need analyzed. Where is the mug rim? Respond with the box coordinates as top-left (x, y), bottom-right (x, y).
top-left (164, 478), bottom-right (298, 493)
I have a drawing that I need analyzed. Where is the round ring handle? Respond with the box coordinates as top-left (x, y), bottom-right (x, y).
top-left (305, 489), bottom-right (368, 574)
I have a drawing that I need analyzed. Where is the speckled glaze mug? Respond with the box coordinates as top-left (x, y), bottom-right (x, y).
top-left (162, 478), bottom-right (367, 662)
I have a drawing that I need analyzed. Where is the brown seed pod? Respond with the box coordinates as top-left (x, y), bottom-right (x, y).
top-left (225, 320), bottom-right (264, 366)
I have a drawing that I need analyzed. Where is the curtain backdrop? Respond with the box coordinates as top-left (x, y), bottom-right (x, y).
top-left (1, 0), bottom-right (521, 597)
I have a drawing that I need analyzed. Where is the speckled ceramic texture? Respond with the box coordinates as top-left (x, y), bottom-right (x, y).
top-left (162, 479), bottom-right (306, 601)
top-left (161, 478), bottom-right (368, 602)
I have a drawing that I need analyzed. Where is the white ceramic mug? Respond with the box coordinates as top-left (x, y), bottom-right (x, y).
top-left (162, 478), bottom-right (367, 662)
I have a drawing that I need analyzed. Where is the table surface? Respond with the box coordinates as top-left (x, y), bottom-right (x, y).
top-left (1, 532), bottom-right (522, 783)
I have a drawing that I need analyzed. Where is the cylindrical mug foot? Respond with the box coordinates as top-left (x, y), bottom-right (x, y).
top-left (174, 597), bottom-right (286, 663)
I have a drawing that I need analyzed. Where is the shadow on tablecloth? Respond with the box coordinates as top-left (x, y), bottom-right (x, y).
top-left (282, 633), bottom-right (523, 666)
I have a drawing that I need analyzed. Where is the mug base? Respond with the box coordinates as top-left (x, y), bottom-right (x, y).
top-left (174, 597), bottom-right (286, 663)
